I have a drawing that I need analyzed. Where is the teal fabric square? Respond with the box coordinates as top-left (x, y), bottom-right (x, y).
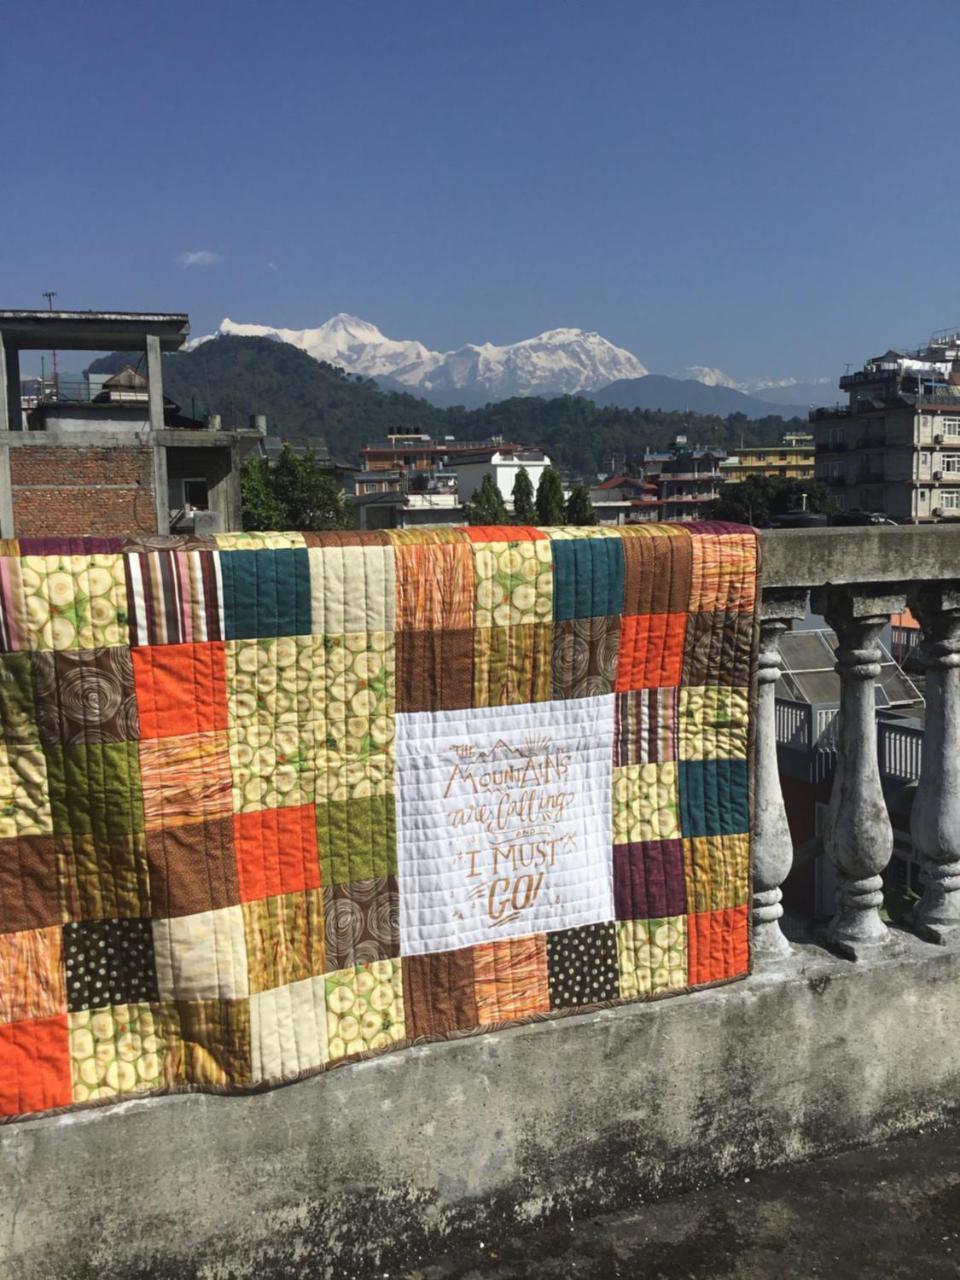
top-left (552, 538), bottom-right (625, 621)
top-left (220, 549), bottom-right (311, 639)
top-left (678, 759), bottom-right (748, 838)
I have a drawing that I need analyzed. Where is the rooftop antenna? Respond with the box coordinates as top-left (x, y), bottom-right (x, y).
top-left (42, 291), bottom-right (58, 396)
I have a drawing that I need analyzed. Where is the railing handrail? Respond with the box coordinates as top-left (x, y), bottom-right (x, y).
top-left (759, 525), bottom-right (960, 590)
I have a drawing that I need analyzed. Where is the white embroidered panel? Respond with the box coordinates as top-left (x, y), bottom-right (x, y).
top-left (396, 694), bottom-right (615, 956)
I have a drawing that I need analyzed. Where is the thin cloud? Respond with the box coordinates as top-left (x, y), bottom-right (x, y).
top-left (176, 249), bottom-right (224, 268)
top-left (267, 260), bottom-right (278, 271)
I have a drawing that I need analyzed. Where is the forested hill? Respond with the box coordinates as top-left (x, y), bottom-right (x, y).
top-left (88, 336), bottom-right (805, 476)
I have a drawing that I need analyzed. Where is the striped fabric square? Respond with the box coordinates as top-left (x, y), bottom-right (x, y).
top-left (125, 548), bottom-right (224, 646)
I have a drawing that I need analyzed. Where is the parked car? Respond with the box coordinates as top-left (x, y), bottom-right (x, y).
top-left (829, 510), bottom-right (898, 527)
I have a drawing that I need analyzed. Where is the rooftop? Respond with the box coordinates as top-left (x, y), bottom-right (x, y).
top-left (0, 309), bottom-right (189, 352)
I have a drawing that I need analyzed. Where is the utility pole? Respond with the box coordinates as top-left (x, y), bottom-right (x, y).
top-left (42, 291), bottom-right (58, 397)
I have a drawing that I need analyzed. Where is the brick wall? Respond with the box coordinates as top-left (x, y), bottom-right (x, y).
top-left (9, 445), bottom-right (157, 538)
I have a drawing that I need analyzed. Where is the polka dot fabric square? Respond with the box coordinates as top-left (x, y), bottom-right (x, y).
top-left (62, 919), bottom-right (160, 1012)
top-left (546, 923), bottom-right (619, 1010)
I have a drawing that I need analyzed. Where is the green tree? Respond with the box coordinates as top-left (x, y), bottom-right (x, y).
top-left (512, 467), bottom-right (536, 524)
top-left (707, 475), bottom-right (833, 527)
top-left (240, 455), bottom-right (287, 531)
top-left (535, 466), bottom-right (566, 525)
top-left (564, 482), bottom-right (598, 526)
top-left (241, 444), bottom-right (351, 531)
top-left (465, 473), bottom-right (509, 525)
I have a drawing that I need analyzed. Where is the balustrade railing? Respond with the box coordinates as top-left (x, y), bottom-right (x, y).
top-left (755, 525), bottom-right (960, 962)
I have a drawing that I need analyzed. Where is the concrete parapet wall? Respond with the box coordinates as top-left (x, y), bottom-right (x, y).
top-left (2, 936), bottom-right (959, 1279)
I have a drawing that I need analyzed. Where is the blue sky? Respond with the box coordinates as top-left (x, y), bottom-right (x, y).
top-left (4, 0), bottom-right (960, 381)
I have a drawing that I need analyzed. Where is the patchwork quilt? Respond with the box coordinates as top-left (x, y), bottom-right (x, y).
top-left (0, 523), bottom-right (757, 1120)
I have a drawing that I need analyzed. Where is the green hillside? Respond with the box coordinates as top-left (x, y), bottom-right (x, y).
top-left (88, 336), bottom-right (804, 476)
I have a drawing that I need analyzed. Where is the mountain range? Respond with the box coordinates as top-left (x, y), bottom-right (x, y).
top-left (88, 334), bottom-right (804, 476)
top-left (190, 314), bottom-right (825, 417)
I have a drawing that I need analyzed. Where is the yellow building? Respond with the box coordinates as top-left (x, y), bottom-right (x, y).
top-left (719, 431), bottom-right (814, 483)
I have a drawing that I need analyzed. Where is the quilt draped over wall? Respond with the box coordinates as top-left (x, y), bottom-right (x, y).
top-left (0, 523), bottom-right (757, 1120)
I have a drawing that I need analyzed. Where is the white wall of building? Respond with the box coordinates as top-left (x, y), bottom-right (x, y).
top-left (454, 453), bottom-right (550, 506)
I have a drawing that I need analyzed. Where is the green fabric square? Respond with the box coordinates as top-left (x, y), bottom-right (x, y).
top-left (45, 740), bottom-right (145, 840)
top-left (0, 652), bottom-right (40, 746)
top-left (318, 795), bottom-right (396, 885)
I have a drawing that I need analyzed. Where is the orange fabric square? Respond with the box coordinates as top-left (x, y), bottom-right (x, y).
top-left (686, 905), bottom-right (749, 986)
top-left (689, 532), bottom-right (757, 613)
top-left (473, 935), bottom-right (549, 1024)
top-left (395, 543), bottom-right (475, 630)
top-left (0, 926), bottom-right (66, 1025)
top-left (0, 1014), bottom-right (71, 1117)
top-left (233, 804), bottom-right (321, 903)
top-left (139, 731), bottom-right (233, 829)
top-left (133, 641), bottom-right (228, 739)
top-left (464, 526), bottom-right (548, 543)
top-left (615, 613), bottom-right (687, 690)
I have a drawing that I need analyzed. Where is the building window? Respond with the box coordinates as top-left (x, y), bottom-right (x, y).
top-left (920, 452), bottom-right (930, 466)
top-left (943, 456), bottom-right (960, 474)
top-left (941, 417), bottom-right (960, 438)
top-left (941, 491), bottom-right (960, 511)
top-left (182, 478), bottom-right (209, 510)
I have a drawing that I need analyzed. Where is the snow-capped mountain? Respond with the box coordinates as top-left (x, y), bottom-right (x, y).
top-left (190, 313), bottom-right (827, 410)
top-left (671, 365), bottom-right (744, 390)
top-left (191, 314), bottom-right (648, 402)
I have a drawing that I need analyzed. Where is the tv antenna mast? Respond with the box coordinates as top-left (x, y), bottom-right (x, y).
top-left (42, 291), bottom-right (58, 395)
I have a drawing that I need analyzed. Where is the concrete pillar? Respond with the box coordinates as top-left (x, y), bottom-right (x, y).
top-left (145, 334), bottom-right (164, 435)
top-left (3, 340), bottom-right (21, 431)
top-left (153, 443), bottom-right (169, 536)
top-left (752, 588), bottom-right (808, 965)
top-left (0, 333), bottom-right (9, 434)
top-left (908, 583), bottom-right (960, 944)
top-left (812, 583), bottom-right (907, 960)
top-left (0, 444), bottom-right (14, 538)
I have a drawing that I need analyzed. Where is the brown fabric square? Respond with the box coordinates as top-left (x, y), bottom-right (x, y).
top-left (622, 530), bottom-right (693, 616)
top-left (682, 610), bottom-right (755, 687)
top-left (57, 832), bottom-right (151, 922)
top-left (31, 647), bottom-right (140, 746)
top-left (302, 530), bottom-right (390, 547)
top-left (0, 835), bottom-right (61, 933)
top-left (396, 629), bottom-right (474, 712)
top-left (403, 948), bottom-right (477, 1037)
top-left (146, 818), bottom-right (239, 918)
top-left (159, 997), bottom-right (252, 1087)
top-left (323, 876), bottom-right (399, 969)
top-left (552, 617), bottom-right (620, 699)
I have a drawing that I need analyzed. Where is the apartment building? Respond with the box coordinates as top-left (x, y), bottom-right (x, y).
top-left (719, 431), bottom-right (814, 484)
top-left (812, 331), bottom-right (960, 521)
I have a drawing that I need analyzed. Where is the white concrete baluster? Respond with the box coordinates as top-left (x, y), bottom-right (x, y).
top-left (812, 585), bottom-right (905, 960)
top-left (909, 584), bottom-right (960, 944)
top-left (752, 591), bottom-right (807, 964)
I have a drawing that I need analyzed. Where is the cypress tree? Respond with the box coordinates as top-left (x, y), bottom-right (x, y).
top-left (465, 473), bottom-right (509, 525)
top-left (535, 466), bottom-right (566, 525)
top-left (512, 467), bottom-right (536, 524)
top-left (564, 483), bottom-right (598, 526)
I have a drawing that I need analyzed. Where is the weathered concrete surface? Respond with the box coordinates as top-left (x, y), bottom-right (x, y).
top-left (420, 1124), bottom-right (960, 1278)
top-left (2, 935), bottom-right (960, 1279)
top-left (759, 524), bottom-right (960, 589)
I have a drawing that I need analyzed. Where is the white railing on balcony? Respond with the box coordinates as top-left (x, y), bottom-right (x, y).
top-left (878, 720), bottom-right (923, 782)
top-left (774, 698), bottom-right (810, 748)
